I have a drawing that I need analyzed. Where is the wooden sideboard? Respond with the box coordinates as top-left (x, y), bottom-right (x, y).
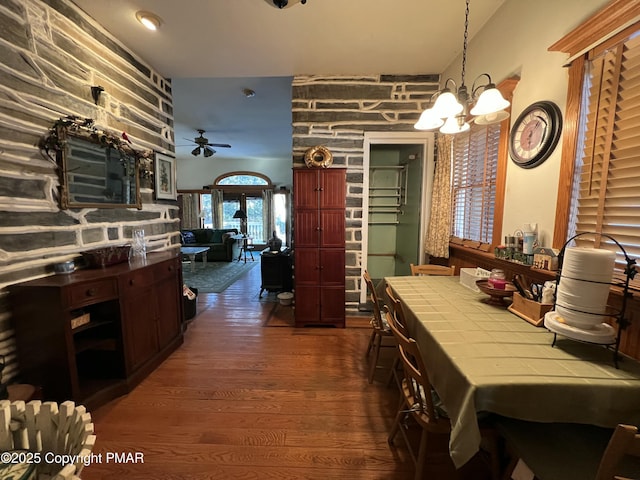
top-left (9, 251), bottom-right (184, 410)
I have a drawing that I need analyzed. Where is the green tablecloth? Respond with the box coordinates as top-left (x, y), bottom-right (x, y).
top-left (385, 276), bottom-right (640, 468)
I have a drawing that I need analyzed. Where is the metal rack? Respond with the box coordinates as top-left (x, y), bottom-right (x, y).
top-left (368, 165), bottom-right (406, 225)
top-left (550, 232), bottom-right (637, 368)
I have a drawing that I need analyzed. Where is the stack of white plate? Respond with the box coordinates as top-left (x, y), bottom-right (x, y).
top-left (554, 247), bottom-right (615, 329)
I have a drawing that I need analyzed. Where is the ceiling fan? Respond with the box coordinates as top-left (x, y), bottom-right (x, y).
top-left (183, 129), bottom-right (231, 157)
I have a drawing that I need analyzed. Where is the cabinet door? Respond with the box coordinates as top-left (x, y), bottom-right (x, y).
top-left (294, 210), bottom-right (320, 247)
top-left (320, 210), bottom-right (345, 248)
top-left (294, 248), bottom-right (320, 285)
top-left (120, 276), bottom-right (159, 373)
top-left (293, 169), bottom-right (319, 209)
top-left (155, 272), bottom-right (182, 349)
top-left (294, 286), bottom-right (320, 324)
top-left (320, 249), bottom-right (345, 286)
top-left (319, 169), bottom-right (346, 209)
top-left (321, 287), bottom-right (346, 325)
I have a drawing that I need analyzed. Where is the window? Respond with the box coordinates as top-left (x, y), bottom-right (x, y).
top-left (451, 122), bottom-right (501, 244)
top-left (568, 29), bottom-right (640, 266)
top-left (551, 3), bottom-right (640, 281)
top-left (218, 174), bottom-right (268, 186)
top-left (197, 172), bottom-right (289, 244)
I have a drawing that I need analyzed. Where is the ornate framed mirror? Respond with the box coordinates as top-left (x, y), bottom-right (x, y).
top-left (41, 116), bottom-right (149, 209)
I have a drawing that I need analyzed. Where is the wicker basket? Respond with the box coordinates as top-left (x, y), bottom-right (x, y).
top-left (0, 400), bottom-right (95, 479)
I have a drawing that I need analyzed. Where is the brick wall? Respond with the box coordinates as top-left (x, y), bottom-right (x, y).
top-left (291, 75), bottom-right (439, 311)
top-left (0, 0), bottom-right (176, 382)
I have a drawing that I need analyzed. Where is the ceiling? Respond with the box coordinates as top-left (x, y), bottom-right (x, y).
top-left (71, 0), bottom-right (505, 164)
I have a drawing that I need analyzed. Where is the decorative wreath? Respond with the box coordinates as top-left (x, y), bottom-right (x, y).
top-left (304, 145), bottom-right (333, 168)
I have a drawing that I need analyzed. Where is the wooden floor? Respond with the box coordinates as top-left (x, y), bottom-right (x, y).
top-left (84, 262), bottom-right (491, 479)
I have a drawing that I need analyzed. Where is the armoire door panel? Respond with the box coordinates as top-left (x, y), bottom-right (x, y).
top-left (294, 211), bottom-right (320, 247)
top-left (293, 170), bottom-right (319, 209)
top-left (320, 169), bottom-right (346, 209)
top-left (293, 248), bottom-right (320, 284)
top-left (320, 249), bottom-right (345, 285)
top-left (294, 286), bottom-right (320, 324)
top-left (320, 287), bottom-right (346, 324)
top-left (320, 210), bottom-right (346, 247)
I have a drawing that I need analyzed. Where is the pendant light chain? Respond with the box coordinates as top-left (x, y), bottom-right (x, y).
top-left (413, 0), bottom-right (511, 133)
top-left (461, 0), bottom-right (470, 88)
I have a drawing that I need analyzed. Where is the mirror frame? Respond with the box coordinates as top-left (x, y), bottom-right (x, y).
top-left (41, 116), bottom-right (149, 210)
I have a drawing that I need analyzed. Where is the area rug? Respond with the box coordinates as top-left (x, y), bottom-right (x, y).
top-left (182, 260), bottom-right (258, 293)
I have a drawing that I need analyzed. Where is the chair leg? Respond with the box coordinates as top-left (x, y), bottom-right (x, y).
top-left (387, 394), bottom-right (406, 446)
top-left (365, 330), bottom-right (376, 357)
top-left (386, 354), bottom-right (401, 388)
top-left (368, 334), bottom-right (382, 383)
top-left (414, 428), bottom-right (429, 480)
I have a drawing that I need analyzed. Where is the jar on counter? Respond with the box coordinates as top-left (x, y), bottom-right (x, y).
top-left (488, 269), bottom-right (507, 289)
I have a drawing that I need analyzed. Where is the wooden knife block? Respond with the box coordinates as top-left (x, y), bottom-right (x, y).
top-left (508, 292), bottom-right (554, 327)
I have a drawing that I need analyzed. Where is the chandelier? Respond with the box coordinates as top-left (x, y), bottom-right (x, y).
top-left (415, 0), bottom-right (510, 134)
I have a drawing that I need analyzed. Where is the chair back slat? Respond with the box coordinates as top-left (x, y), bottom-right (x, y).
top-left (596, 424), bottom-right (640, 480)
top-left (385, 284), bottom-right (410, 338)
top-left (410, 264), bottom-right (455, 276)
top-left (363, 270), bottom-right (386, 331)
top-left (385, 308), bottom-right (438, 423)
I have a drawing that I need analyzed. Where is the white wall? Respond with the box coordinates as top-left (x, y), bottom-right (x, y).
top-left (441, 0), bottom-right (609, 248)
top-left (177, 155), bottom-right (293, 190)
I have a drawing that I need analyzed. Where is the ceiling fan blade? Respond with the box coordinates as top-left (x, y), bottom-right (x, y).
top-left (208, 143), bottom-right (231, 148)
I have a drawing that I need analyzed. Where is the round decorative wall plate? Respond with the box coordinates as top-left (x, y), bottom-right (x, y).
top-left (304, 145), bottom-right (333, 168)
top-left (509, 101), bottom-right (562, 169)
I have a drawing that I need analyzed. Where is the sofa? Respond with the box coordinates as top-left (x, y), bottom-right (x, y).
top-left (180, 228), bottom-right (240, 262)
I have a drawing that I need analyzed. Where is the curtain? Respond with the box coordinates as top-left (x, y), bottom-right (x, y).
top-left (262, 189), bottom-right (275, 241)
top-left (181, 193), bottom-right (199, 229)
top-left (212, 189), bottom-right (224, 229)
top-left (425, 135), bottom-right (452, 258)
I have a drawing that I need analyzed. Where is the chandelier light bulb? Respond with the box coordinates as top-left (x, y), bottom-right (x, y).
top-left (474, 110), bottom-right (510, 125)
top-left (470, 87), bottom-right (511, 116)
top-left (432, 91), bottom-right (464, 119)
top-left (414, 108), bottom-right (445, 131)
top-left (440, 116), bottom-right (470, 135)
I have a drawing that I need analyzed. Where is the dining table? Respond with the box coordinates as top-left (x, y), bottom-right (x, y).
top-left (384, 275), bottom-right (640, 469)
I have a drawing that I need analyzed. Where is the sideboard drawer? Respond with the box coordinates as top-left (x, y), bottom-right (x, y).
top-left (68, 279), bottom-right (118, 307)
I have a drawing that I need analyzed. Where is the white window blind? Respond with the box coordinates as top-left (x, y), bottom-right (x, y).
top-left (570, 29), bottom-right (640, 278)
top-left (451, 123), bottom-right (500, 244)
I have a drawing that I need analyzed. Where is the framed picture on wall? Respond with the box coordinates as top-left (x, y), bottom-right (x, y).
top-left (154, 152), bottom-right (176, 200)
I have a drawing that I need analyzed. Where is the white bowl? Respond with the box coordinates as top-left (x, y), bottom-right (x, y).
top-left (277, 292), bottom-right (294, 306)
top-left (53, 260), bottom-right (75, 274)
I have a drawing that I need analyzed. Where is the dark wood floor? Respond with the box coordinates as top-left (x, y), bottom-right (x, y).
top-left (84, 261), bottom-right (491, 479)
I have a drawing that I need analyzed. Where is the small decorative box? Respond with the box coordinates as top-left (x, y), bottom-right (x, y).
top-left (81, 245), bottom-right (131, 268)
top-left (532, 247), bottom-right (559, 271)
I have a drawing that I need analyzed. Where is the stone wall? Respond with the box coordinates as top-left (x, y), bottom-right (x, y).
top-left (291, 75), bottom-right (439, 310)
top-left (0, 0), bottom-right (176, 383)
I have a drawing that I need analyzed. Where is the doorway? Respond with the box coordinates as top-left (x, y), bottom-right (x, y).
top-left (360, 132), bottom-right (435, 305)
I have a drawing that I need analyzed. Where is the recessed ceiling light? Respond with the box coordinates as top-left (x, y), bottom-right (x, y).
top-left (243, 88), bottom-right (256, 98)
top-left (135, 11), bottom-right (162, 31)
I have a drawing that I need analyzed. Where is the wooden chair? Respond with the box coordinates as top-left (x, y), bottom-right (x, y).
top-left (410, 263), bottom-right (455, 276)
top-left (596, 424), bottom-right (640, 480)
top-left (362, 270), bottom-right (395, 384)
top-left (384, 284), bottom-right (409, 389)
top-left (385, 306), bottom-right (451, 480)
top-left (386, 287), bottom-right (501, 480)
